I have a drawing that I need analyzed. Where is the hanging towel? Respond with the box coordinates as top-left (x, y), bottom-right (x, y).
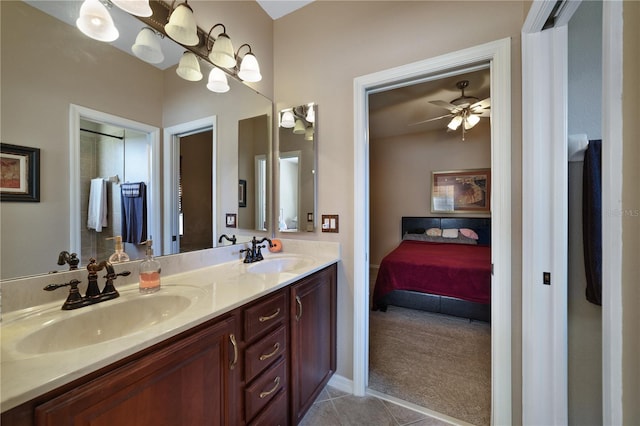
top-left (87, 178), bottom-right (108, 232)
top-left (121, 182), bottom-right (147, 244)
top-left (582, 139), bottom-right (602, 306)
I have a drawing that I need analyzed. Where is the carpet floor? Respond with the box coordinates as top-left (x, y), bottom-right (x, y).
top-left (369, 305), bottom-right (491, 426)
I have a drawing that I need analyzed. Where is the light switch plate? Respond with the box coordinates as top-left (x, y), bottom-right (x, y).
top-left (321, 214), bottom-right (339, 233)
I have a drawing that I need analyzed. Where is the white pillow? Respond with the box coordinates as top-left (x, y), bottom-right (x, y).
top-left (442, 228), bottom-right (459, 238)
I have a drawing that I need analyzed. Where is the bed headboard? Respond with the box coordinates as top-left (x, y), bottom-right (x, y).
top-left (401, 216), bottom-right (492, 246)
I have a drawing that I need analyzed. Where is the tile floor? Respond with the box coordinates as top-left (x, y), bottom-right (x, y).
top-left (299, 385), bottom-right (457, 426)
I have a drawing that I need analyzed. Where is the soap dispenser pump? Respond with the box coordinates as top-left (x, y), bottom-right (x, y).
top-left (139, 239), bottom-right (161, 294)
top-left (107, 236), bottom-right (130, 263)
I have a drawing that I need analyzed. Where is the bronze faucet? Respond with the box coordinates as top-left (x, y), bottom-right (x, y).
top-left (240, 236), bottom-right (273, 263)
top-left (57, 251), bottom-right (80, 270)
top-left (44, 258), bottom-right (130, 310)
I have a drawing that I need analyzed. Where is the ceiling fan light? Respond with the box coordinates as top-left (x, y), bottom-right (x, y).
top-left (206, 67), bottom-right (230, 93)
top-left (132, 27), bottom-right (164, 64)
top-left (76, 0), bottom-right (119, 42)
top-left (111, 0), bottom-right (152, 17)
top-left (447, 115), bottom-right (463, 131)
top-left (281, 110), bottom-right (295, 128)
top-left (293, 119), bottom-right (306, 134)
top-left (176, 51), bottom-right (202, 81)
top-left (464, 114), bottom-right (481, 130)
top-left (165, 2), bottom-right (199, 46)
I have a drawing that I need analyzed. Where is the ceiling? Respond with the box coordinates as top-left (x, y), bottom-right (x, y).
top-left (368, 67), bottom-right (491, 140)
top-left (256, 0), bottom-right (315, 20)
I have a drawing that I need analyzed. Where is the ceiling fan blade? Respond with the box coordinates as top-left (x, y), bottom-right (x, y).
top-left (429, 100), bottom-right (460, 112)
top-left (409, 113), bottom-right (453, 126)
top-left (470, 97), bottom-right (491, 110)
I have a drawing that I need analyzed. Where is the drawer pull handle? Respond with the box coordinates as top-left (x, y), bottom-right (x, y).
top-left (229, 333), bottom-right (238, 370)
top-left (295, 296), bottom-right (302, 321)
top-left (259, 342), bottom-right (281, 361)
top-left (259, 308), bottom-right (281, 322)
top-left (259, 376), bottom-right (281, 399)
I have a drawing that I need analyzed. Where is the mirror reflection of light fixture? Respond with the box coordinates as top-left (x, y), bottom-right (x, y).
top-left (293, 119), bottom-right (306, 134)
top-left (165, 1), bottom-right (199, 46)
top-left (280, 110), bottom-right (295, 128)
top-left (305, 103), bottom-right (315, 123)
top-left (305, 126), bottom-right (314, 141)
top-left (206, 67), bottom-right (230, 93)
top-left (111, 0), bottom-right (152, 17)
top-left (207, 24), bottom-right (236, 69)
top-left (76, 0), bottom-right (119, 42)
top-left (132, 27), bottom-right (164, 64)
top-left (176, 51), bottom-right (202, 81)
top-left (236, 44), bottom-right (262, 82)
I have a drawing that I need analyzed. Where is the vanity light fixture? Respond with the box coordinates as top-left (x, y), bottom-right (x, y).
top-left (76, 0), bottom-right (119, 42)
top-left (305, 103), bottom-right (315, 123)
top-left (305, 125), bottom-right (314, 141)
top-left (132, 27), bottom-right (164, 64)
top-left (165, 0), bottom-right (199, 46)
top-left (206, 67), bottom-right (230, 93)
top-left (293, 119), bottom-right (306, 135)
top-left (207, 24), bottom-right (236, 69)
top-left (236, 44), bottom-right (262, 83)
top-left (111, 0), bottom-right (152, 17)
top-left (280, 110), bottom-right (295, 128)
top-left (176, 51), bottom-right (203, 81)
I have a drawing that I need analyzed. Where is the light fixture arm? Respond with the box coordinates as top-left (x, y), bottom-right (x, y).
top-left (167, 0), bottom-right (193, 22)
top-left (206, 23), bottom-right (227, 52)
top-left (235, 43), bottom-right (253, 60)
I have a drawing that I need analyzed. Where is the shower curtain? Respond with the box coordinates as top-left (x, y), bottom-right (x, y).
top-left (582, 139), bottom-right (602, 305)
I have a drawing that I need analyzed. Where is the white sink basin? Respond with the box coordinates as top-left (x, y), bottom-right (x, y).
top-left (5, 287), bottom-right (203, 356)
top-left (246, 255), bottom-right (314, 274)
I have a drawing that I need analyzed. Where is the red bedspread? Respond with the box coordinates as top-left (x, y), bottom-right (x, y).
top-left (372, 240), bottom-right (491, 309)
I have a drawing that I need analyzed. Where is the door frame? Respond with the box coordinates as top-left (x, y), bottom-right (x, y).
top-left (163, 117), bottom-right (217, 255)
top-left (353, 37), bottom-right (512, 424)
top-left (69, 104), bottom-right (161, 256)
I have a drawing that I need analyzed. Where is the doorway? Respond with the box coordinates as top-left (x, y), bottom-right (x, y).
top-left (367, 67), bottom-right (492, 424)
top-left (353, 38), bottom-right (512, 424)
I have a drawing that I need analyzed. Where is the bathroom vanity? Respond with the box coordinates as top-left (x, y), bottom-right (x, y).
top-left (1, 244), bottom-right (338, 426)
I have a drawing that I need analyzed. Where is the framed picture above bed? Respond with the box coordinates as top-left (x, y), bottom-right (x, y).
top-left (431, 168), bottom-right (490, 213)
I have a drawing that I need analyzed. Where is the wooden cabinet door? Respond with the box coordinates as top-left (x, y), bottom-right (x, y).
top-left (35, 316), bottom-right (239, 426)
top-left (289, 264), bottom-right (337, 424)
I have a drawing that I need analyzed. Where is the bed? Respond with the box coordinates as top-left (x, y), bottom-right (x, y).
top-left (372, 217), bottom-right (491, 322)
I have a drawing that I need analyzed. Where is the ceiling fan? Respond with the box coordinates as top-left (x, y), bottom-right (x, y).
top-left (411, 80), bottom-right (490, 140)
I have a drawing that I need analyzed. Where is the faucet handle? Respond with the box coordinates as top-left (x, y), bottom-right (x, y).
top-left (44, 279), bottom-right (86, 310)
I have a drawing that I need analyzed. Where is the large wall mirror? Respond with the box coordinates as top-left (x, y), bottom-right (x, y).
top-left (278, 104), bottom-right (316, 232)
top-left (0, 1), bottom-right (272, 279)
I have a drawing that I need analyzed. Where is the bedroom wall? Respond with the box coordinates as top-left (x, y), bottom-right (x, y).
top-left (273, 1), bottom-right (525, 421)
top-left (370, 124), bottom-right (491, 265)
top-left (567, 2), bottom-right (603, 424)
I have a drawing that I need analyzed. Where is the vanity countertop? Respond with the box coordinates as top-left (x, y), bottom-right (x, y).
top-left (0, 243), bottom-right (340, 412)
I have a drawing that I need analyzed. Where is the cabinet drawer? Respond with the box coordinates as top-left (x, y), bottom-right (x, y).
top-left (244, 291), bottom-right (286, 341)
top-left (248, 389), bottom-right (288, 426)
top-left (245, 358), bottom-right (287, 421)
top-left (245, 325), bottom-right (287, 383)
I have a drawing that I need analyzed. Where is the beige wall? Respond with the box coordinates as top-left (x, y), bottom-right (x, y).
top-left (273, 1), bottom-right (525, 420)
top-left (622, 1), bottom-right (640, 421)
top-left (370, 124), bottom-right (491, 265)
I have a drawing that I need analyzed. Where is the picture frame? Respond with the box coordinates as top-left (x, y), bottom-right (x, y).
top-left (238, 179), bottom-right (246, 208)
top-left (431, 168), bottom-right (490, 213)
top-left (1, 143), bottom-right (40, 202)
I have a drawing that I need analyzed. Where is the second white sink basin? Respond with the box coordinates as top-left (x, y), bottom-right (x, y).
top-left (246, 255), bottom-right (314, 274)
top-left (5, 287), bottom-right (203, 357)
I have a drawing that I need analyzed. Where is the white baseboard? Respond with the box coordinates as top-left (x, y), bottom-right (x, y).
top-left (328, 374), bottom-right (353, 394)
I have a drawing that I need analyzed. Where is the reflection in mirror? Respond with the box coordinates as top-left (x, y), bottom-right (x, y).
top-left (238, 115), bottom-right (270, 231)
top-left (0, 1), bottom-right (272, 280)
top-left (278, 104), bottom-right (317, 232)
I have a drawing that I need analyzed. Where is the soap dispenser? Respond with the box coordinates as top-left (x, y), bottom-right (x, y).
top-left (139, 239), bottom-right (161, 294)
top-left (107, 236), bottom-right (130, 263)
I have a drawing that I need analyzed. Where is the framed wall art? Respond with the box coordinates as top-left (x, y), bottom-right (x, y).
top-left (0, 143), bottom-right (40, 202)
top-left (431, 169), bottom-right (490, 213)
top-left (239, 179), bottom-right (247, 208)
